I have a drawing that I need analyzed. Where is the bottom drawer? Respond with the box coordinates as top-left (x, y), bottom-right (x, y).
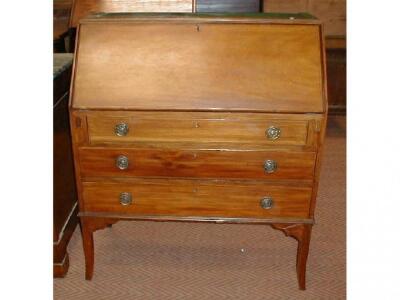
top-left (82, 179), bottom-right (312, 219)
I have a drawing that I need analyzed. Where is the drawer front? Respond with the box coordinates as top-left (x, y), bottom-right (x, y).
top-left (82, 180), bottom-right (312, 218)
top-left (79, 148), bottom-right (316, 181)
top-left (86, 112), bottom-right (312, 146)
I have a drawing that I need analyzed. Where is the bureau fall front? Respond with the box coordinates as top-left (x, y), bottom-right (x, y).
top-left (69, 13), bottom-right (327, 290)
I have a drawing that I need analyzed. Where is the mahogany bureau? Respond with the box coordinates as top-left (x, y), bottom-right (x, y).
top-left (69, 13), bottom-right (328, 290)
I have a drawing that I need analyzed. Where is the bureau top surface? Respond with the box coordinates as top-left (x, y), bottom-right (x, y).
top-left (71, 13), bottom-right (326, 113)
top-left (80, 12), bottom-right (318, 22)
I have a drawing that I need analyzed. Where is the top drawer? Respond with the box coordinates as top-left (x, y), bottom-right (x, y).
top-left (85, 112), bottom-right (319, 147)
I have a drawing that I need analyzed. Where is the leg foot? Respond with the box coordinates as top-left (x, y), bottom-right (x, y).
top-left (271, 223), bottom-right (312, 290)
top-left (80, 218), bottom-right (94, 280)
top-left (296, 224), bottom-right (312, 290)
top-left (53, 253), bottom-right (70, 278)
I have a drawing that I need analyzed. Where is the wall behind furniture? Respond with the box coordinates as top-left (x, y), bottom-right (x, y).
top-left (263, 0), bottom-right (346, 38)
top-left (263, 0), bottom-right (346, 114)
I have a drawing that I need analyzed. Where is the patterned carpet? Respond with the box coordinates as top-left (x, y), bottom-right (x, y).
top-left (54, 116), bottom-right (346, 299)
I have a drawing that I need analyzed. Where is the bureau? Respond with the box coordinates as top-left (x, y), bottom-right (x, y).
top-left (69, 13), bottom-right (327, 290)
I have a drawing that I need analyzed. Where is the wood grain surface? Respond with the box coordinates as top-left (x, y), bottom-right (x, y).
top-left (78, 147), bottom-right (316, 180)
top-left (82, 179), bottom-right (312, 218)
top-left (72, 21), bottom-right (324, 112)
top-left (86, 111), bottom-right (316, 147)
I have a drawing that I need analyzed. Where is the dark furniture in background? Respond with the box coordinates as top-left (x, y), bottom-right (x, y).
top-left (196, 0), bottom-right (260, 12)
top-left (54, 1), bottom-right (72, 52)
top-left (326, 45), bottom-right (346, 114)
top-left (54, 54), bottom-right (78, 277)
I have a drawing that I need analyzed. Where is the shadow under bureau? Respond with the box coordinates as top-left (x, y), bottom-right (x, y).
top-left (70, 13), bottom-right (327, 290)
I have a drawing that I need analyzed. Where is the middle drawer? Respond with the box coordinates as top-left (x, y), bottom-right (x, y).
top-left (79, 147), bottom-right (316, 181)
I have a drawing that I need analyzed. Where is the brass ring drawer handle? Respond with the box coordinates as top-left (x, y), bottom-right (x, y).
top-left (115, 122), bottom-right (129, 136)
top-left (260, 197), bottom-right (274, 210)
top-left (119, 192), bottom-right (132, 206)
top-left (116, 155), bottom-right (129, 170)
top-left (264, 160), bottom-right (277, 173)
top-left (266, 126), bottom-right (281, 140)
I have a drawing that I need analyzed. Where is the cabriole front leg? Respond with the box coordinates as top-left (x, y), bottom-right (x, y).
top-left (271, 223), bottom-right (312, 290)
top-left (80, 216), bottom-right (119, 280)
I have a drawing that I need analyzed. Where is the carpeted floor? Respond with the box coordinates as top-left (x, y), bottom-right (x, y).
top-left (54, 116), bottom-right (346, 300)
